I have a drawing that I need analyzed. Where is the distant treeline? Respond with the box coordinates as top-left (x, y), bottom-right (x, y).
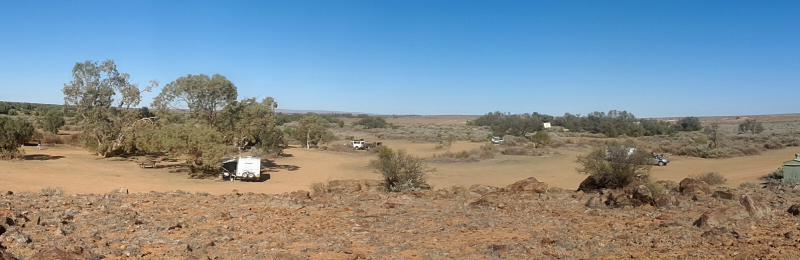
top-left (469, 111), bottom-right (702, 137)
top-left (0, 101), bottom-right (65, 116)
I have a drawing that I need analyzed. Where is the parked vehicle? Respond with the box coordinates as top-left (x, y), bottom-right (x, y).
top-left (351, 140), bottom-right (382, 150)
top-left (221, 156), bottom-right (262, 181)
top-left (490, 136), bottom-right (504, 145)
top-left (618, 148), bottom-right (669, 166)
top-left (651, 154), bottom-right (669, 166)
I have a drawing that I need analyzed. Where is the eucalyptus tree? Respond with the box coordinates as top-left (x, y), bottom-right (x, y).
top-left (152, 74), bottom-right (237, 126)
top-left (62, 60), bottom-right (155, 156)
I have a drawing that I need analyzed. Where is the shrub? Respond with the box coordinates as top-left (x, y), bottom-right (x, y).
top-left (0, 117), bottom-right (35, 159)
top-left (40, 187), bottom-right (64, 196)
top-left (577, 144), bottom-right (652, 190)
top-left (646, 181), bottom-right (670, 202)
top-left (39, 110), bottom-right (65, 134)
top-left (531, 131), bottom-right (551, 147)
top-left (370, 147), bottom-right (430, 192)
top-left (738, 119), bottom-right (764, 134)
top-left (354, 116), bottom-right (389, 129)
top-left (692, 172), bottom-right (727, 185)
top-left (431, 145), bottom-right (496, 162)
top-left (676, 117), bottom-right (702, 131)
top-left (764, 167), bottom-right (783, 180)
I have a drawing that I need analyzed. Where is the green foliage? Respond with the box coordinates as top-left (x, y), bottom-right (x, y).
top-left (738, 119), bottom-right (764, 134)
top-left (39, 110), bottom-right (65, 134)
top-left (477, 110), bottom-right (678, 138)
top-left (676, 117), bottom-right (702, 131)
top-left (159, 124), bottom-right (234, 176)
top-left (639, 119), bottom-right (676, 136)
top-left (531, 131), bottom-right (551, 146)
top-left (216, 97), bottom-right (284, 154)
top-left (0, 117), bottom-right (34, 159)
top-left (370, 147), bottom-right (429, 192)
top-left (354, 116), bottom-right (389, 129)
top-left (581, 110), bottom-right (643, 137)
top-left (62, 60), bottom-right (147, 157)
top-left (152, 74), bottom-right (237, 126)
top-left (138, 106), bottom-right (155, 118)
top-left (288, 115), bottom-right (334, 148)
top-left (470, 112), bottom-right (551, 137)
top-left (0, 102), bottom-right (11, 114)
top-left (577, 144), bottom-right (652, 189)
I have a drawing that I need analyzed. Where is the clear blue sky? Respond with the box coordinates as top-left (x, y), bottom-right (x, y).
top-left (1, 1), bottom-right (798, 117)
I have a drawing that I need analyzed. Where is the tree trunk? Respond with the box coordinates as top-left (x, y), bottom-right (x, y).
top-left (306, 130), bottom-right (311, 149)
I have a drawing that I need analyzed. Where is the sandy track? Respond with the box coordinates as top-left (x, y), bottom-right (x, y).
top-left (0, 143), bottom-right (796, 194)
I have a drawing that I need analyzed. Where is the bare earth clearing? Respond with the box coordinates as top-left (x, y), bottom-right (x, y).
top-left (0, 142), bottom-right (796, 195)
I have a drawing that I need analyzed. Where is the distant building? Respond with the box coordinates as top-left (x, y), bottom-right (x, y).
top-left (783, 154), bottom-right (800, 184)
top-left (543, 122), bottom-right (552, 129)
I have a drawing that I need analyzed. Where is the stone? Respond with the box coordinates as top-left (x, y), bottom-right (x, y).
top-left (679, 178), bottom-right (711, 195)
top-left (787, 204), bottom-right (800, 216)
top-left (712, 190), bottom-right (735, 200)
top-left (506, 177), bottom-right (548, 193)
top-left (693, 211), bottom-right (719, 228)
top-left (739, 195), bottom-right (763, 218)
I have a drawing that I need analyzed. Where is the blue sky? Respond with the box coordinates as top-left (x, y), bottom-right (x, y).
top-left (0, 1), bottom-right (798, 117)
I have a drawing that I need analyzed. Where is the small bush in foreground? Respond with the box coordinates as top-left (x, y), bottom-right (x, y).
top-left (370, 147), bottom-right (430, 192)
top-left (577, 144), bottom-right (651, 190)
top-left (692, 172), bottom-right (727, 185)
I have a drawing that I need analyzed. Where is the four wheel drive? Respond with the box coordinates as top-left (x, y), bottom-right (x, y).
top-left (651, 154), bottom-right (669, 166)
top-left (490, 136), bottom-right (504, 145)
top-left (351, 140), bottom-right (382, 150)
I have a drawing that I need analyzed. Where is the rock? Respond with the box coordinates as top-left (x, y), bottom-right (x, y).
top-left (288, 190), bottom-right (311, 200)
top-left (631, 185), bottom-right (654, 206)
top-left (31, 247), bottom-right (99, 260)
top-left (739, 194), bottom-right (763, 218)
top-left (469, 193), bottom-right (505, 209)
top-left (679, 178), bottom-right (711, 195)
top-left (507, 177), bottom-right (548, 193)
top-left (604, 192), bottom-right (633, 208)
top-left (585, 196), bottom-right (604, 208)
top-left (468, 184), bottom-right (500, 195)
top-left (712, 190), bottom-right (735, 200)
top-left (788, 204), bottom-right (800, 216)
top-left (0, 248), bottom-right (16, 260)
top-left (577, 176), bottom-right (604, 192)
top-left (693, 211), bottom-right (719, 228)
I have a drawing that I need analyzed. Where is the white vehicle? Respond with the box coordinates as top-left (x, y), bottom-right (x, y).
top-left (351, 140), bottom-right (382, 150)
top-left (491, 136), bottom-right (504, 145)
top-left (221, 156), bottom-right (262, 181)
top-left (351, 140), bottom-right (367, 150)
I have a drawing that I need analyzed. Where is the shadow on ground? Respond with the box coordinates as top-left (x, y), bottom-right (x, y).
top-left (23, 154), bottom-right (65, 161)
top-left (262, 159), bottom-right (301, 172)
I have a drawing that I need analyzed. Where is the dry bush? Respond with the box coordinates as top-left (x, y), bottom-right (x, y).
top-left (577, 144), bottom-right (652, 191)
top-left (60, 132), bottom-right (82, 146)
top-left (40, 187), bottom-right (64, 196)
top-left (646, 181), bottom-right (671, 202)
top-left (692, 172), bottom-right (727, 185)
top-left (430, 145), bottom-right (496, 162)
top-left (370, 147), bottom-right (430, 192)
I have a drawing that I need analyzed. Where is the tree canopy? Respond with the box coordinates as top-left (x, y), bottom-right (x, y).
top-left (152, 74), bottom-right (237, 126)
top-left (62, 60), bottom-right (151, 156)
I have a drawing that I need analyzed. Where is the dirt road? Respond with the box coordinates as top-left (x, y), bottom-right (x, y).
top-left (0, 143), bottom-right (796, 194)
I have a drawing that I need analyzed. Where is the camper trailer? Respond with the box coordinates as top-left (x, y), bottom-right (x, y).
top-left (221, 156), bottom-right (262, 181)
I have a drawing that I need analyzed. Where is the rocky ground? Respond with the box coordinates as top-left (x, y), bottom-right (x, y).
top-left (1, 178), bottom-right (800, 259)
